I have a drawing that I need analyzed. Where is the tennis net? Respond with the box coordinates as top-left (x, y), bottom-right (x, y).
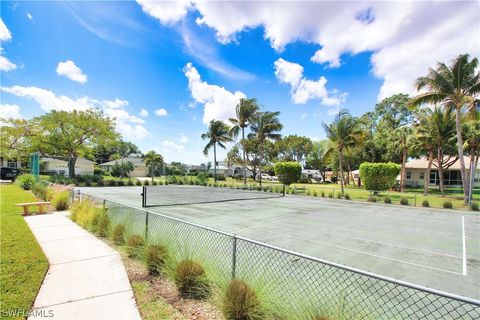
top-left (142, 185), bottom-right (285, 207)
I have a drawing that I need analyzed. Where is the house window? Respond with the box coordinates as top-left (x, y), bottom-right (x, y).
top-left (7, 161), bottom-right (17, 168)
top-left (406, 171), bottom-right (411, 179)
top-left (419, 172), bottom-right (424, 180)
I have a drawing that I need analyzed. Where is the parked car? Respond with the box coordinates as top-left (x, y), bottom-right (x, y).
top-left (260, 173), bottom-right (273, 181)
top-left (1, 167), bottom-right (22, 181)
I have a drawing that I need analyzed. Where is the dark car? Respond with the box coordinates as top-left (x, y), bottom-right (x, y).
top-left (0, 167), bottom-right (22, 181)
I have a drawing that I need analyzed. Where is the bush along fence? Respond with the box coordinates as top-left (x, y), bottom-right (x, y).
top-left (76, 191), bottom-right (480, 320)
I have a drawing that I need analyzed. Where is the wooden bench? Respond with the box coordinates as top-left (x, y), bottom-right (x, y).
top-left (16, 202), bottom-right (51, 215)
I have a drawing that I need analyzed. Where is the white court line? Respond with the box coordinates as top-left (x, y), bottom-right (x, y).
top-left (462, 215), bottom-right (467, 276)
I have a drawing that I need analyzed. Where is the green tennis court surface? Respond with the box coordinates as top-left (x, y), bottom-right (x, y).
top-left (78, 185), bottom-right (480, 299)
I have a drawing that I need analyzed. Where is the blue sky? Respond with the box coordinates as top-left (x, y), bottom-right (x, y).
top-left (1, 1), bottom-right (478, 164)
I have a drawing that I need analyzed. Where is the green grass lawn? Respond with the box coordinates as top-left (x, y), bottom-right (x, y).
top-left (0, 184), bottom-right (49, 320)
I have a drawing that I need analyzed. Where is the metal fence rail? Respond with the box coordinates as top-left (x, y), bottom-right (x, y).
top-left (78, 191), bottom-right (480, 319)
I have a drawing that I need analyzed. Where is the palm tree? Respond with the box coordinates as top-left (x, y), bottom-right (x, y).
top-left (323, 110), bottom-right (363, 195)
top-left (415, 109), bottom-right (438, 195)
top-left (229, 98), bottom-right (260, 185)
top-left (202, 120), bottom-right (232, 182)
top-left (144, 151), bottom-right (164, 183)
top-left (463, 111), bottom-right (480, 203)
top-left (410, 54), bottom-right (480, 203)
top-left (248, 111), bottom-right (283, 185)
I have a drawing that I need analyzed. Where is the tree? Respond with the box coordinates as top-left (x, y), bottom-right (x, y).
top-left (248, 111), bottom-right (283, 185)
top-left (462, 112), bottom-right (480, 202)
top-left (410, 54), bottom-right (480, 203)
top-left (275, 135), bottom-right (313, 162)
top-left (392, 125), bottom-right (414, 193)
top-left (359, 162), bottom-right (400, 191)
top-left (305, 140), bottom-right (330, 181)
top-left (93, 140), bottom-right (141, 163)
top-left (33, 110), bottom-right (118, 177)
top-left (202, 120), bottom-right (232, 182)
top-left (273, 161), bottom-right (302, 186)
top-left (229, 98), bottom-right (260, 185)
top-left (415, 109), bottom-right (437, 195)
top-left (0, 118), bottom-right (37, 163)
top-left (225, 145), bottom-right (242, 169)
top-left (110, 161), bottom-right (134, 178)
top-left (323, 109), bottom-right (363, 195)
top-left (144, 151), bottom-right (164, 183)
top-left (243, 138), bottom-right (276, 180)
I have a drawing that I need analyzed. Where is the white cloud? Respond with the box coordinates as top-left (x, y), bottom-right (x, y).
top-left (274, 58), bottom-right (345, 106)
top-left (140, 108), bottom-right (149, 117)
top-left (56, 60), bottom-right (88, 84)
top-left (162, 140), bottom-right (185, 152)
top-left (184, 62), bottom-right (246, 124)
top-left (138, 1), bottom-right (479, 101)
top-left (179, 134), bottom-right (188, 144)
top-left (137, 0), bottom-right (193, 25)
top-left (0, 104), bottom-right (22, 120)
top-left (27, 12), bottom-right (33, 20)
top-left (1, 85), bottom-right (149, 140)
top-left (0, 19), bottom-right (16, 72)
top-left (154, 108), bottom-right (168, 117)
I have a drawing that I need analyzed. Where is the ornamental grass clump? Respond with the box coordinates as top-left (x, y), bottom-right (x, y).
top-left (336, 192), bottom-right (342, 199)
top-left (400, 197), bottom-right (409, 206)
top-left (422, 199), bottom-right (429, 207)
top-left (384, 196), bottom-right (391, 204)
top-left (145, 244), bottom-right (169, 275)
top-left (367, 195), bottom-right (377, 203)
top-left (471, 202), bottom-right (479, 211)
top-left (112, 224), bottom-right (126, 245)
top-left (52, 191), bottom-right (70, 210)
top-left (222, 279), bottom-right (264, 320)
top-left (344, 193), bottom-right (350, 200)
top-left (174, 259), bottom-right (209, 299)
top-left (15, 174), bottom-right (36, 190)
top-left (328, 192), bottom-right (333, 198)
top-left (126, 235), bottom-right (144, 258)
top-left (97, 212), bottom-right (110, 237)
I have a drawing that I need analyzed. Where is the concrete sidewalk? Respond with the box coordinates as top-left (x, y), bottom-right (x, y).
top-left (25, 212), bottom-right (141, 320)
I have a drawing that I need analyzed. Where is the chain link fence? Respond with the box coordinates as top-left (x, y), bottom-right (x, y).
top-left (78, 191), bottom-right (480, 319)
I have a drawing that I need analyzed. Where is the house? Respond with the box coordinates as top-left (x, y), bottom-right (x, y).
top-left (0, 156), bottom-right (21, 169)
top-left (302, 169), bottom-right (322, 180)
top-left (208, 164), bottom-right (230, 176)
top-left (403, 156), bottom-right (480, 188)
top-left (42, 157), bottom-right (94, 176)
top-left (98, 157), bottom-right (148, 177)
top-left (186, 164), bottom-right (207, 175)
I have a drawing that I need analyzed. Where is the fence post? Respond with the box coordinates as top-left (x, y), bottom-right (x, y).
top-left (414, 194), bottom-right (417, 207)
top-left (142, 186), bottom-right (146, 207)
top-left (231, 235), bottom-right (237, 280)
top-left (282, 184), bottom-right (286, 196)
top-left (103, 199), bottom-right (106, 211)
top-left (145, 211), bottom-right (149, 241)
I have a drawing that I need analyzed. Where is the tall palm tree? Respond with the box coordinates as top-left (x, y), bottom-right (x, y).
top-left (144, 150), bottom-right (164, 183)
top-left (248, 111), bottom-right (283, 185)
top-left (229, 98), bottom-right (260, 185)
top-left (410, 54), bottom-right (480, 203)
top-left (323, 110), bottom-right (363, 195)
top-left (415, 108), bottom-right (438, 195)
top-left (201, 120), bottom-right (232, 182)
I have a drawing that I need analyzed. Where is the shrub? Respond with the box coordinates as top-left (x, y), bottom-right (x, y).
top-left (108, 180), bottom-right (116, 187)
top-left (126, 235), bottom-right (144, 258)
top-left (443, 201), bottom-right (453, 209)
top-left (143, 180), bottom-right (150, 186)
top-left (145, 244), bottom-right (169, 275)
top-left (217, 175), bottom-right (226, 181)
top-left (15, 174), bottom-right (36, 190)
top-left (384, 196), bottom-right (392, 204)
top-left (344, 193), bottom-right (350, 200)
top-left (97, 212), bottom-right (110, 237)
top-left (336, 192), bottom-right (342, 199)
top-left (85, 180), bottom-right (92, 187)
top-left (313, 190), bottom-right (318, 197)
top-left (328, 192), bottom-right (333, 198)
top-left (52, 191), bottom-right (70, 210)
top-left (422, 199), bottom-right (429, 207)
top-left (70, 199), bottom-right (100, 228)
top-left (112, 224), bottom-right (126, 245)
top-left (222, 279), bottom-right (263, 320)
top-left (400, 197), bottom-right (409, 206)
top-left (117, 180), bottom-right (125, 187)
top-left (32, 182), bottom-right (48, 200)
top-left (321, 191), bottom-right (325, 197)
top-left (174, 260), bottom-right (209, 299)
top-left (136, 180), bottom-right (142, 186)
top-left (470, 202), bottom-right (479, 211)
top-left (127, 180), bottom-right (134, 186)
top-left (97, 180), bottom-right (104, 186)
top-left (273, 162), bottom-right (302, 186)
top-left (359, 162), bottom-right (401, 191)
top-left (368, 195), bottom-right (377, 203)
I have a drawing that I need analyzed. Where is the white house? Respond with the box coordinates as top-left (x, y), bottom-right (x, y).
top-left (0, 156), bottom-right (21, 169)
top-left (41, 157), bottom-right (94, 176)
top-left (99, 157), bottom-right (148, 177)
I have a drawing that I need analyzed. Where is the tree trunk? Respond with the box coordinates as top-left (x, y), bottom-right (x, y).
top-left (454, 106), bottom-right (469, 204)
top-left (438, 147), bottom-right (445, 196)
top-left (259, 143), bottom-right (263, 186)
top-left (338, 150), bottom-right (344, 195)
top-left (68, 156), bottom-right (77, 178)
top-left (400, 147), bottom-right (407, 193)
top-left (242, 127), bottom-right (247, 185)
top-left (424, 149), bottom-right (434, 196)
top-left (213, 143), bottom-right (217, 183)
top-left (468, 148), bottom-right (476, 204)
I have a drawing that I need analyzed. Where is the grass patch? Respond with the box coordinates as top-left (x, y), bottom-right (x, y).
top-left (0, 184), bottom-right (49, 318)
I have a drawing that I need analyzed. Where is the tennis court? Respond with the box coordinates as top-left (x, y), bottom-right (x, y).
top-left (78, 185), bottom-right (480, 300)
